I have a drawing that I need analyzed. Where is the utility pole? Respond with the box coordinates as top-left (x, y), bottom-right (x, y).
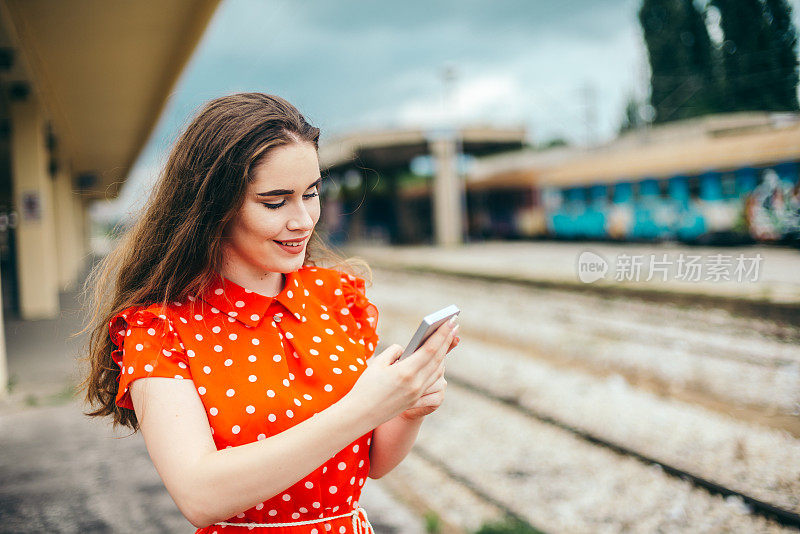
top-left (580, 82), bottom-right (598, 147)
top-left (442, 64), bottom-right (458, 126)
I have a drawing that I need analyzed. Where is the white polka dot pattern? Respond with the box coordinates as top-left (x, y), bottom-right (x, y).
top-left (109, 308), bottom-right (192, 408)
top-left (108, 265), bottom-right (379, 528)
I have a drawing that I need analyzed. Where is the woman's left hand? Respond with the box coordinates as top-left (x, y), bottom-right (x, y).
top-left (400, 334), bottom-right (459, 421)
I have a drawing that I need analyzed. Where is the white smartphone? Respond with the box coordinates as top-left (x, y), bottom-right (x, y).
top-left (396, 304), bottom-right (460, 361)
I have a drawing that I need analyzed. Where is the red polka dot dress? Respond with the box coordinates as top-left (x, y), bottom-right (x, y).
top-left (109, 265), bottom-right (380, 533)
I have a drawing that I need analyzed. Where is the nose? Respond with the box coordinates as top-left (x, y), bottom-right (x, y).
top-left (286, 199), bottom-right (315, 232)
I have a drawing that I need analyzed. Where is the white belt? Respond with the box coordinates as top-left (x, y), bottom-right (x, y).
top-left (214, 506), bottom-right (372, 533)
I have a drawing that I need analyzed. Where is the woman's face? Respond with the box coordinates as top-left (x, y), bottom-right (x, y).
top-left (222, 142), bottom-right (321, 277)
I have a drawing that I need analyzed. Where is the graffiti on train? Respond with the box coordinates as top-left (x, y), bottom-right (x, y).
top-left (745, 170), bottom-right (800, 242)
top-left (541, 162), bottom-right (800, 245)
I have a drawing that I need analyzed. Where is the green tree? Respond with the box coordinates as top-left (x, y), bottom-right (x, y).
top-left (540, 137), bottom-right (569, 149)
top-left (619, 93), bottom-right (646, 133)
top-left (639, 0), bottom-right (720, 122)
top-left (711, 0), bottom-right (799, 111)
top-left (764, 0), bottom-right (799, 110)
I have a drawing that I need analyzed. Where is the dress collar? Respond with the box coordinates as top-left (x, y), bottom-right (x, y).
top-left (198, 269), bottom-right (308, 328)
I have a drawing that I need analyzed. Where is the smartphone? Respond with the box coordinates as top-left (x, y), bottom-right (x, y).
top-left (396, 304), bottom-right (460, 361)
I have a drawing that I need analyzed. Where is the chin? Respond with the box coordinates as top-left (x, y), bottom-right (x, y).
top-left (269, 256), bottom-right (306, 273)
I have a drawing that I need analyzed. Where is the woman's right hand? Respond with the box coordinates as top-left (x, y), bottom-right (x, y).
top-left (342, 317), bottom-right (459, 428)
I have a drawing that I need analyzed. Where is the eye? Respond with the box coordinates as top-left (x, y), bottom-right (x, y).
top-left (261, 188), bottom-right (319, 209)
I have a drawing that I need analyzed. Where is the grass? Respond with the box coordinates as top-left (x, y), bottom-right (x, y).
top-left (22, 383), bottom-right (77, 407)
top-left (424, 510), bottom-right (442, 533)
top-left (7, 373), bottom-right (18, 393)
top-left (473, 516), bottom-right (546, 534)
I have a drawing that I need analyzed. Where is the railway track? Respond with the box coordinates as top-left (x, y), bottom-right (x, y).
top-left (384, 268), bottom-right (800, 370)
top-left (384, 381), bottom-right (797, 533)
top-left (370, 269), bottom-right (800, 417)
top-left (444, 374), bottom-right (800, 531)
top-left (366, 267), bottom-right (800, 532)
top-left (370, 263), bottom-right (800, 334)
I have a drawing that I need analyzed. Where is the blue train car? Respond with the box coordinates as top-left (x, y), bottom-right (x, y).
top-left (527, 116), bottom-right (800, 245)
top-left (542, 161), bottom-right (799, 244)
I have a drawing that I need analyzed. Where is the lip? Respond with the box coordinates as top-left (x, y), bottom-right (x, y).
top-left (274, 235), bottom-right (310, 243)
top-left (273, 236), bottom-right (308, 254)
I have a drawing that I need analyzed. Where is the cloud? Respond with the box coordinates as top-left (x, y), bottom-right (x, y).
top-left (103, 0), bottom-right (675, 212)
top-left (386, 72), bottom-right (526, 129)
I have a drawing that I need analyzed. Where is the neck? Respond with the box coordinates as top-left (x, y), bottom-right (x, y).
top-left (218, 259), bottom-right (287, 297)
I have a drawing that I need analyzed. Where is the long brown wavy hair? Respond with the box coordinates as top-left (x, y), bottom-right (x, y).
top-left (78, 93), bottom-right (370, 433)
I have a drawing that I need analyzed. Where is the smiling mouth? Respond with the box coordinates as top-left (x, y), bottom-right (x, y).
top-left (274, 240), bottom-right (304, 247)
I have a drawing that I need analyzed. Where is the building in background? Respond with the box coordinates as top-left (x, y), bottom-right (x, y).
top-left (344, 112), bottom-right (799, 247)
top-left (0, 0), bottom-right (220, 396)
top-left (0, 0), bottom-right (219, 320)
top-left (318, 126), bottom-right (526, 246)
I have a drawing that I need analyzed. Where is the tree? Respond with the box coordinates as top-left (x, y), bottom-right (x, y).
top-left (711, 0), bottom-right (799, 111)
top-left (639, 0), bottom-right (720, 122)
top-left (540, 137), bottom-right (569, 149)
top-left (619, 94), bottom-right (646, 133)
top-left (764, 0), bottom-right (799, 110)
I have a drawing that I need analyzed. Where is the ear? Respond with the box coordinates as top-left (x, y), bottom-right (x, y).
top-left (218, 212), bottom-right (239, 240)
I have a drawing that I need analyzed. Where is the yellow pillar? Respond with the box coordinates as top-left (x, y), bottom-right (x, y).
top-left (79, 197), bottom-right (90, 261)
top-left (10, 95), bottom-right (59, 319)
top-left (75, 192), bottom-right (88, 274)
top-left (429, 135), bottom-right (464, 247)
top-left (0, 270), bottom-right (7, 399)
top-left (53, 166), bottom-right (86, 290)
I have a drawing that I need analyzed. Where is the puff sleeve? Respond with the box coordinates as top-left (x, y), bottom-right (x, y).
top-left (335, 272), bottom-right (380, 359)
top-left (109, 305), bottom-right (192, 410)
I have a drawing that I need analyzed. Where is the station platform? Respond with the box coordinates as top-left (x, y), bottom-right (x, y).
top-left (0, 261), bottom-right (423, 532)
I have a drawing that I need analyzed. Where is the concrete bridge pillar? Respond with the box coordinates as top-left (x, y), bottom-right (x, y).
top-left (429, 134), bottom-right (464, 247)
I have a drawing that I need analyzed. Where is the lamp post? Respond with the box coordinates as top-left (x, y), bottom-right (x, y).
top-left (428, 64), bottom-right (466, 247)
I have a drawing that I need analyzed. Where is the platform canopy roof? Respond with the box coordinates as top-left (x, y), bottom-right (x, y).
top-left (319, 125), bottom-right (528, 173)
top-left (0, 0), bottom-right (220, 199)
top-left (460, 112), bottom-right (800, 192)
top-left (537, 113), bottom-right (800, 188)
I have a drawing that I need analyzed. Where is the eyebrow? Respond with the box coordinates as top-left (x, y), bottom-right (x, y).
top-left (256, 177), bottom-right (323, 197)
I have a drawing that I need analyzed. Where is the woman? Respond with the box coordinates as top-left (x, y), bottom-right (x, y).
top-left (80, 93), bottom-right (460, 533)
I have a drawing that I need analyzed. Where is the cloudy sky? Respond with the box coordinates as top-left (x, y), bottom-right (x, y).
top-left (98, 0), bottom-right (800, 220)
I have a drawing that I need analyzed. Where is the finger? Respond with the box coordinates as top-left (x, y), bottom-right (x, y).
top-left (433, 324), bottom-right (458, 363)
top-left (445, 335), bottom-right (460, 354)
top-left (421, 353), bottom-right (448, 392)
top-left (418, 325), bottom-right (456, 382)
top-left (401, 318), bottom-right (458, 373)
top-left (422, 375), bottom-right (446, 394)
top-left (415, 389), bottom-right (445, 407)
top-left (410, 390), bottom-right (444, 409)
top-left (426, 319), bottom-right (457, 354)
top-left (374, 344), bottom-right (404, 367)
